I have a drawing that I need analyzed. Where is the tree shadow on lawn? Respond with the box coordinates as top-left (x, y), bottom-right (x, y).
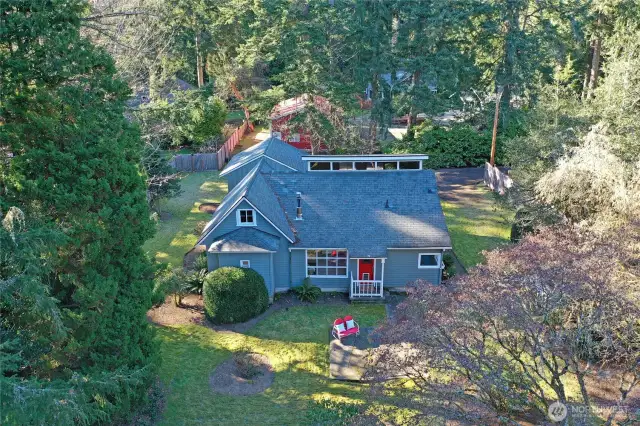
top-left (441, 199), bottom-right (513, 268)
top-left (144, 173), bottom-right (227, 266)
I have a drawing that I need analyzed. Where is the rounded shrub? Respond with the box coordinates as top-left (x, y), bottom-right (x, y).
top-left (203, 267), bottom-right (269, 324)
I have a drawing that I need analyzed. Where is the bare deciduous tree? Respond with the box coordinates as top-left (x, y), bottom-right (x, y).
top-left (369, 225), bottom-right (640, 425)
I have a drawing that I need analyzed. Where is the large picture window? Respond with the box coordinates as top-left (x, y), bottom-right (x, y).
top-left (306, 249), bottom-right (348, 277)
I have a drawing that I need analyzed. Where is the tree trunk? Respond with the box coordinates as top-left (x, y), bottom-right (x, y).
top-left (490, 87), bottom-right (503, 166)
top-left (581, 41), bottom-right (594, 100)
top-left (587, 36), bottom-right (601, 98)
top-left (576, 370), bottom-right (591, 408)
top-left (195, 32), bottom-right (205, 88)
top-left (587, 15), bottom-right (603, 99)
top-left (369, 73), bottom-right (379, 143)
top-left (497, 3), bottom-right (519, 127)
top-left (406, 70), bottom-right (420, 132)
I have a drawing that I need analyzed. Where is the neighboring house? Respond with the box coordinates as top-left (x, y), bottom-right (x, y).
top-left (197, 137), bottom-right (451, 300)
top-left (269, 95), bottom-right (334, 151)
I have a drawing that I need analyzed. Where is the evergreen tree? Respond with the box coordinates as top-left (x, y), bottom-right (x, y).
top-left (1, 0), bottom-right (157, 423)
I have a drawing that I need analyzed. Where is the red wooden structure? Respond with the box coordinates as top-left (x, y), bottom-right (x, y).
top-left (270, 95), bottom-right (332, 151)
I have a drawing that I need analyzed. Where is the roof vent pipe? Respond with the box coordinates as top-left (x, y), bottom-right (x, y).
top-left (295, 192), bottom-right (303, 220)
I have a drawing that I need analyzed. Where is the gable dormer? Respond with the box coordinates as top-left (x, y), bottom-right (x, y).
top-left (301, 154), bottom-right (428, 172)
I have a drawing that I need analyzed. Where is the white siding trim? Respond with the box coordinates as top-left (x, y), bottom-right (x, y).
top-left (219, 156), bottom-right (261, 176)
top-left (263, 155), bottom-right (298, 171)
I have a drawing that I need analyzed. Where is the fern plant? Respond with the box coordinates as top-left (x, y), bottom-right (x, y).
top-left (185, 253), bottom-right (208, 294)
top-left (292, 278), bottom-right (322, 303)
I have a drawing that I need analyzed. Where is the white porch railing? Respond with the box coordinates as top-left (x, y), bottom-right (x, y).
top-left (350, 273), bottom-right (384, 298)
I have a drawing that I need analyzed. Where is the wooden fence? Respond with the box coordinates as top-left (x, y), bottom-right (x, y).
top-left (170, 120), bottom-right (251, 172)
top-left (484, 162), bottom-right (513, 195)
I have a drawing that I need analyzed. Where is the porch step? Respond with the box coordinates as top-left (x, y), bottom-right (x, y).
top-left (349, 296), bottom-right (386, 304)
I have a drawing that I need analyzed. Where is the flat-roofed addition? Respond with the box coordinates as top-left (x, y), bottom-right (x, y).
top-left (302, 154), bottom-right (428, 172)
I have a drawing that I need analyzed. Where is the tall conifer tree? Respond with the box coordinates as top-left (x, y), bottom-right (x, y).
top-left (1, 0), bottom-right (157, 422)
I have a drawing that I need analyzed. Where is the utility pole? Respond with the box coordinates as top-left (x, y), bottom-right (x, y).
top-left (490, 86), bottom-right (504, 167)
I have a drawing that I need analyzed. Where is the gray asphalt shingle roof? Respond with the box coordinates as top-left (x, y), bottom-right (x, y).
top-left (263, 171), bottom-right (451, 258)
top-left (197, 162), bottom-right (295, 245)
top-left (208, 228), bottom-right (280, 253)
top-left (220, 137), bottom-right (305, 176)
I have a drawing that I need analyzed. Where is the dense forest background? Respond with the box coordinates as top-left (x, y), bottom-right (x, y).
top-left (2, 0), bottom-right (639, 424)
top-left (85, 0), bottom-right (639, 229)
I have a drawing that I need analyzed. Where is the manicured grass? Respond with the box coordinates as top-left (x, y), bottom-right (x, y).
top-left (156, 305), bottom-right (387, 425)
top-left (143, 172), bottom-right (227, 266)
top-left (441, 185), bottom-right (513, 268)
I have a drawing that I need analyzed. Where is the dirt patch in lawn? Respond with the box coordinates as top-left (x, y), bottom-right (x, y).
top-left (209, 353), bottom-right (274, 396)
top-left (198, 202), bottom-right (219, 214)
top-left (147, 295), bottom-right (205, 326)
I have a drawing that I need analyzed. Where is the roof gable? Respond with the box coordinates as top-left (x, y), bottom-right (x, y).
top-left (220, 137), bottom-right (304, 177)
top-left (197, 162), bottom-right (295, 245)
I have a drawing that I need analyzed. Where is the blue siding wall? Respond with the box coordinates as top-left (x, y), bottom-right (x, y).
top-left (200, 197), bottom-right (446, 294)
top-left (216, 253), bottom-right (274, 296)
top-left (384, 249), bottom-right (444, 287)
top-left (202, 200), bottom-right (291, 294)
top-left (206, 252), bottom-right (219, 271)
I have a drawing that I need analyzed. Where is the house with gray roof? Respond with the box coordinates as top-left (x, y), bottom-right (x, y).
top-left (198, 137), bottom-right (451, 300)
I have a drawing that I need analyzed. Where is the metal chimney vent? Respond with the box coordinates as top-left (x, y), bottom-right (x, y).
top-left (295, 192), bottom-right (303, 220)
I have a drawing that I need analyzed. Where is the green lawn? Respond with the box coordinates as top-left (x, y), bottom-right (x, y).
top-left (156, 305), bottom-right (390, 425)
top-left (441, 184), bottom-right (513, 268)
top-left (225, 110), bottom-right (246, 122)
top-left (144, 172), bottom-right (227, 266)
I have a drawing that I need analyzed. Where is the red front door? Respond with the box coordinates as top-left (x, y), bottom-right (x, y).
top-left (358, 259), bottom-right (374, 280)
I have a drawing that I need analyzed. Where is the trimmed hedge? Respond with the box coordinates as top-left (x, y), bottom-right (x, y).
top-left (203, 267), bottom-right (269, 324)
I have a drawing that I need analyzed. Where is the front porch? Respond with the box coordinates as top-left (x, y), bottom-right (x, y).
top-left (350, 258), bottom-right (385, 300)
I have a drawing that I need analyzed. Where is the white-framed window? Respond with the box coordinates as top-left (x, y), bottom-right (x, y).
top-left (272, 131), bottom-right (282, 139)
top-left (289, 133), bottom-right (300, 142)
top-left (418, 253), bottom-right (441, 269)
top-left (307, 160), bottom-right (422, 172)
top-left (236, 209), bottom-right (256, 226)
top-left (306, 249), bottom-right (348, 277)
top-left (240, 260), bottom-right (251, 268)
